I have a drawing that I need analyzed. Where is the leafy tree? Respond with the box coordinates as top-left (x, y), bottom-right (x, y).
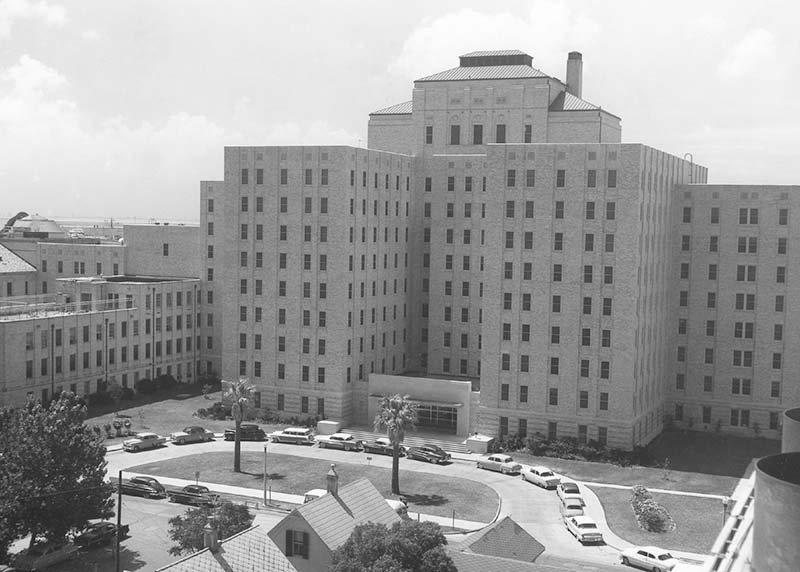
top-left (167, 502), bottom-right (253, 556)
top-left (0, 393), bottom-right (112, 560)
top-left (374, 394), bottom-right (416, 494)
top-left (225, 377), bottom-right (255, 473)
top-left (332, 520), bottom-right (455, 572)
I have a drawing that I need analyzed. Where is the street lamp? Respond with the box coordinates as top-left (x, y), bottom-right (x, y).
top-left (722, 495), bottom-right (731, 526)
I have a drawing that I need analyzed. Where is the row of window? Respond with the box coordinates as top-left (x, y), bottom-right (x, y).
top-left (678, 263), bottom-right (788, 283)
top-left (236, 168), bottom-right (411, 192)
top-left (677, 319), bottom-right (783, 340)
top-left (497, 418), bottom-right (608, 445)
top-left (25, 338), bottom-right (193, 378)
top-left (499, 384), bottom-right (611, 409)
top-left (680, 235), bottom-right (788, 255)
top-left (41, 260), bottom-right (121, 275)
top-left (675, 374), bottom-right (783, 398)
top-left (24, 317), bottom-right (194, 351)
top-left (681, 206), bottom-right (789, 226)
top-left (673, 404), bottom-right (781, 430)
top-left (678, 292), bottom-right (786, 312)
top-left (676, 347), bottom-right (783, 368)
top-left (500, 325), bottom-right (613, 347)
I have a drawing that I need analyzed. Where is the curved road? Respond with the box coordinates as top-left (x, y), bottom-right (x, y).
top-left (106, 439), bottom-right (627, 570)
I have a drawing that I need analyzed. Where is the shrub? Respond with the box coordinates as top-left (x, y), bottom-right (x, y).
top-left (155, 374), bottom-right (177, 391)
top-left (196, 402), bottom-right (229, 421)
top-left (629, 485), bottom-right (674, 532)
top-left (120, 387), bottom-right (135, 401)
top-left (135, 378), bottom-right (156, 394)
top-left (88, 391), bottom-right (112, 405)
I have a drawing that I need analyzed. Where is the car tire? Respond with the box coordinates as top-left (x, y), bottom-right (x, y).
top-left (621, 556), bottom-right (629, 565)
top-left (133, 445), bottom-right (140, 452)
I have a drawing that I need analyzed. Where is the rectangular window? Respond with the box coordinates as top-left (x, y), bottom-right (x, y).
top-left (450, 124), bottom-right (460, 145)
top-left (472, 124), bottom-right (483, 145)
top-left (524, 124), bottom-right (532, 143)
top-left (526, 169), bottom-right (535, 187)
top-left (587, 169), bottom-right (597, 188)
top-left (556, 170), bottom-right (565, 187)
top-left (495, 124), bottom-right (506, 143)
top-left (549, 388), bottom-right (558, 406)
top-left (585, 201), bottom-right (595, 220)
top-left (710, 207), bottom-right (719, 224)
top-left (683, 207), bottom-right (692, 223)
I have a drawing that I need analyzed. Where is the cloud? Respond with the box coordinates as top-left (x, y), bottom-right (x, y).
top-left (0, 55), bottom-right (360, 219)
top-left (718, 28), bottom-right (776, 80)
top-left (389, 2), bottom-right (600, 81)
top-left (0, 0), bottom-right (67, 38)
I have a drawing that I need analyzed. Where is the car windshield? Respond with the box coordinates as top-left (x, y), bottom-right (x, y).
top-left (658, 553), bottom-right (674, 561)
top-left (540, 471), bottom-right (554, 477)
top-left (564, 483), bottom-right (579, 491)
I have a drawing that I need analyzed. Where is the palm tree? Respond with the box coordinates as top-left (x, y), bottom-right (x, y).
top-left (374, 394), bottom-right (416, 495)
top-left (225, 377), bottom-right (255, 473)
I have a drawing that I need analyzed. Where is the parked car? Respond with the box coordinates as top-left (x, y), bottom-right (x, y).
top-left (170, 426), bottom-right (214, 445)
top-left (269, 427), bottom-right (316, 445)
top-left (114, 475), bottom-right (167, 498)
top-left (123, 432), bottom-right (166, 452)
top-left (620, 546), bottom-right (679, 571)
top-left (565, 515), bottom-right (604, 544)
top-left (561, 493), bottom-right (586, 507)
top-left (303, 489), bottom-right (328, 503)
top-left (75, 522), bottom-right (130, 548)
top-left (167, 484), bottom-right (221, 507)
top-left (557, 481), bottom-right (581, 502)
top-left (316, 433), bottom-right (363, 451)
top-left (559, 499), bottom-right (585, 520)
top-left (476, 454), bottom-right (522, 474)
top-left (522, 466), bottom-right (561, 489)
top-left (11, 542), bottom-right (78, 570)
top-left (362, 437), bottom-right (405, 456)
top-left (406, 444), bottom-right (451, 464)
top-left (224, 423), bottom-right (266, 441)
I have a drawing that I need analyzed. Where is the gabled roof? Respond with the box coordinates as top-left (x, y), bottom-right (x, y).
top-left (416, 64), bottom-right (549, 83)
top-left (156, 525), bottom-right (296, 572)
top-left (460, 516), bottom-right (545, 562)
top-left (0, 243), bottom-right (36, 274)
top-left (295, 477), bottom-right (401, 551)
top-left (370, 101), bottom-right (413, 115)
top-left (549, 91), bottom-right (603, 113)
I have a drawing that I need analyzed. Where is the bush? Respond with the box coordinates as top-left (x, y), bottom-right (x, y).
top-left (135, 378), bottom-right (156, 394)
top-left (196, 402), bottom-right (229, 421)
top-left (630, 485), bottom-right (674, 532)
top-left (155, 374), bottom-right (177, 391)
top-left (120, 387), bottom-right (135, 401)
top-left (87, 391), bottom-right (112, 405)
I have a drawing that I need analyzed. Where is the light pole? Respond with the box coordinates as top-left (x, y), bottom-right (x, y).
top-left (722, 496), bottom-right (731, 526)
top-left (263, 442), bottom-right (270, 505)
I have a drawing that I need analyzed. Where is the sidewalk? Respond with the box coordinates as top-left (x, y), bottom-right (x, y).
top-left (115, 470), bottom-right (489, 533)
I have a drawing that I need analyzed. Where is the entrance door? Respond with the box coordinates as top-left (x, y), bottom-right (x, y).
top-left (415, 405), bottom-right (457, 434)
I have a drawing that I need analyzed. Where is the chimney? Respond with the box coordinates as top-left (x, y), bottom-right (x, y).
top-left (203, 520), bottom-right (219, 552)
top-left (566, 51), bottom-right (583, 98)
top-left (326, 463), bottom-right (339, 496)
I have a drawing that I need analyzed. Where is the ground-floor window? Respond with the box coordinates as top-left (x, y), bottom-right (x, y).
top-left (415, 404), bottom-right (457, 434)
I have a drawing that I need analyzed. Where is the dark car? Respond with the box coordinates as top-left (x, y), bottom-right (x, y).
top-left (114, 475), bottom-right (167, 498)
top-left (362, 437), bottom-right (405, 456)
top-left (75, 522), bottom-right (130, 548)
top-left (167, 484), bottom-right (221, 507)
top-left (406, 444), bottom-right (451, 464)
top-left (224, 423), bottom-right (266, 441)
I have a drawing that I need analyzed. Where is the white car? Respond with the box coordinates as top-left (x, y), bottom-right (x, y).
top-left (269, 427), bottom-right (316, 445)
top-left (170, 425), bottom-right (214, 445)
top-left (561, 493), bottom-right (586, 507)
top-left (476, 454), bottom-right (522, 474)
top-left (559, 499), bottom-right (585, 519)
top-left (522, 466), bottom-right (561, 489)
top-left (316, 432), bottom-right (363, 451)
top-left (565, 515), bottom-right (604, 544)
top-left (556, 481), bottom-right (581, 502)
top-left (123, 432), bottom-right (166, 452)
top-left (620, 546), bottom-right (679, 571)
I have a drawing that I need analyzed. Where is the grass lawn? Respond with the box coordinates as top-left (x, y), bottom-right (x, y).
top-left (128, 451), bottom-right (499, 523)
top-left (511, 451), bottom-right (738, 496)
top-left (86, 390), bottom-right (285, 441)
top-left (591, 486), bottom-right (722, 554)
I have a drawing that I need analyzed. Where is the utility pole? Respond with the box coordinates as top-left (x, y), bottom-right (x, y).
top-left (115, 470), bottom-right (122, 572)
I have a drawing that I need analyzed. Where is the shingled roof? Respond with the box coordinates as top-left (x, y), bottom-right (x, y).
top-left (448, 516), bottom-right (546, 571)
top-left (295, 477), bottom-right (401, 552)
top-left (416, 64), bottom-right (549, 83)
top-left (155, 525), bottom-right (296, 572)
top-left (370, 101), bottom-right (413, 115)
top-left (0, 243), bottom-right (36, 274)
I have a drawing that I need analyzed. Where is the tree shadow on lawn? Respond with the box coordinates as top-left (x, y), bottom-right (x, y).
top-left (400, 491), bottom-right (450, 507)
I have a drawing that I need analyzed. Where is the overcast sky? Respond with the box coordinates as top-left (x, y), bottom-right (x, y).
top-left (1, 0), bottom-right (798, 221)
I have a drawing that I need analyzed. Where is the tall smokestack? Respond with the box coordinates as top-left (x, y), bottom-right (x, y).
top-left (566, 51), bottom-right (583, 98)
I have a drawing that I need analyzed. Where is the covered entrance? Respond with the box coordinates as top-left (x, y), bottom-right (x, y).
top-left (414, 403), bottom-right (459, 434)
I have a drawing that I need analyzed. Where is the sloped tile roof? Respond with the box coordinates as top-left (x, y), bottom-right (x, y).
top-left (155, 525), bottom-right (296, 572)
top-left (549, 91), bottom-right (600, 112)
top-left (370, 101), bottom-right (413, 115)
top-left (416, 65), bottom-right (549, 82)
top-left (0, 243), bottom-right (36, 274)
top-left (461, 516), bottom-right (544, 562)
top-left (449, 551), bottom-right (566, 572)
top-left (460, 50), bottom-right (529, 58)
top-left (296, 477), bottom-right (401, 551)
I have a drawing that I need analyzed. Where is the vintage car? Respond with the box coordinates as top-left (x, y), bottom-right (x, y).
top-left (556, 481), bottom-right (582, 502)
top-left (74, 522), bottom-right (130, 548)
top-left (405, 444), bottom-right (451, 464)
top-left (316, 433), bottom-right (363, 451)
top-left (522, 466), bottom-right (561, 489)
top-left (223, 423), bottom-right (266, 441)
top-left (269, 427), bottom-right (316, 445)
top-left (114, 475), bottom-right (167, 498)
top-left (565, 515), bottom-right (604, 544)
top-left (620, 546), bottom-right (679, 571)
top-left (170, 426), bottom-right (214, 445)
top-left (167, 484), bottom-right (221, 507)
top-left (122, 432), bottom-right (166, 452)
top-left (362, 437), bottom-right (405, 456)
top-left (476, 454), bottom-right (522, 474)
